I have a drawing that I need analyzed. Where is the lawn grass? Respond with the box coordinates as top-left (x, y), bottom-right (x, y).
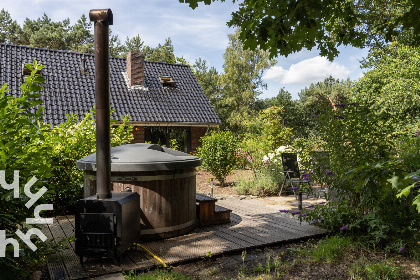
top-left (349, 257), bottom-right (405, 280)
top-left (304, 235), bottom-right (354, 262)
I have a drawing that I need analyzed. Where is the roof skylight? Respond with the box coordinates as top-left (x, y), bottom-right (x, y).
top-left (159, 76), bottom-right (176, 87)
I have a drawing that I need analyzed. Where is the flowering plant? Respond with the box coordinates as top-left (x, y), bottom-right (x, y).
top-left (235, 140), bottom-right (287, 196)
top-left (237, 136), bottom-right (271, 170)
top-left (262, 145), bottom-right (293, 165)
top-left (298, 101), bottom-right (420, 252)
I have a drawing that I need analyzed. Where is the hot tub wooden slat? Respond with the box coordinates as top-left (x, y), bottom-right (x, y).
top-left (171, 176), bottom-right (180, 237)
top-left (155, 179), bottom-right (164, 235)
top-left (179, 176), bottom-right (187, 225)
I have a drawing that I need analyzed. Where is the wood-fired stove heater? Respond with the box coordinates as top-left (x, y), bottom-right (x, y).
top-left (75, 9), bottom-right (140, 263)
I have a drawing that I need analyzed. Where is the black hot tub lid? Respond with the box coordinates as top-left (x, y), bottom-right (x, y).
top-left (76, 143), bottom-right (202, 171)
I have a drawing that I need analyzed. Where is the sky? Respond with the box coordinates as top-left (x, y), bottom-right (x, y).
top-left (2, 0), bottom-right (370, 100)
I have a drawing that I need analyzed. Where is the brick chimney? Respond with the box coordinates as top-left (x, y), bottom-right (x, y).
top-left (126, 51), bottom-right (145, 87)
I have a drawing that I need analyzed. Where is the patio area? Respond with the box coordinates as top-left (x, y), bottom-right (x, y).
top-left (43, 195), bottom-right (327, 280)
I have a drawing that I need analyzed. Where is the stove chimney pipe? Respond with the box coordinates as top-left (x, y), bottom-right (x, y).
top-left (89, 9), bottom-right (113, 199)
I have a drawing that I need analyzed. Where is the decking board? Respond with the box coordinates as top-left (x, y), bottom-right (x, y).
top-left (219, 199), bottom-right (325, 235)
top-left (196, 226), bottom-right (255, 249)
top-left (47, 218), bottom-right (89, 280)
top-left (44, 198), bottom-right (327, 279)
top-left (41, 224), bottom-right (70, 280)
top-left (126, 248), bottom-right (159, 269)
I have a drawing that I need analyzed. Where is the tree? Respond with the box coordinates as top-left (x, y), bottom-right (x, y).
top-left (122, 34), bottom-right (145, 55)
top-left (20, 13), bottom-right (70, 50)
top-left (68, 14), bottom-right (94, 54)
top-left (180, 0), bottom-right (420, 60)
top-left (142, 37), bottom-right (188, 64)
top-left (351, 42), bottom-right (420, 137)
top-left (1, 10), bottom-right (121, 56)
top-left (260, 77), bottom-right (351, 139)
top-left (142, 37), bottom-right (177, 63)
top-left (218, 28), bottom-right (276, 132)
top-left (259, 105), bottom-right (292, 149)
top-left (261, 88), bottom-right (306, 137)
top-left (192, 57), bottom-right (221, 113)
top-left (0, 9), bottom-right (22, 44)
top-left (294, 77), bottom-right (351, 137)
top-left (1, 10), bottom-right (188, 63)
top-left (298, 76), bottom-right (350, 112)
top-left (108, 29), bottom-right (124, 57)
top-left (121, 35), bottom-right (188, 64)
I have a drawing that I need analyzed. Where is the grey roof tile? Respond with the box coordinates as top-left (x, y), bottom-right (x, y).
top-left (0, 43), bottom-right (221, 126)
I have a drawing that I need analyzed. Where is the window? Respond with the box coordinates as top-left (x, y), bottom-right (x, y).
top-left (159, 76), bottom-right (176, 87)
top-left (21, 63), bottom-right (42, 76)
top-left (144, 126), bottom-right (191, 153)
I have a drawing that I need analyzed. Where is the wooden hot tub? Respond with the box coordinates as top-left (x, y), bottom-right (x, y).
top-left (76, 143), bottom-right (201, 241)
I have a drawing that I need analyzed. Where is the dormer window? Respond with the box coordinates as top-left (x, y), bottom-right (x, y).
top-left (22, 63), bottom-right (42, 76)
top-left (159, 76), bottom-right (176, 87)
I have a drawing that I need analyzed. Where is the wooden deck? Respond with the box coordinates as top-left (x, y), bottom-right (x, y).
top-left (42, 198), bottom-right (327, 280)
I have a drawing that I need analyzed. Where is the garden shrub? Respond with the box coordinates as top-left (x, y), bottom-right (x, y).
top-left (294, 47), bottom-right (420, 250)
top-left (242, 138), bottom-right (328, 197)
top-left (391, 125), bottom-right (420, 172)
top-left (234, 166), bottom-right (284, 196)
top-left (236, 105), bottom-right (292, 169)
top-left (291, 134), bottom-right (329, 177)
top-left (315, 102), bottom-right (391, 186)
top-left (233, 106), bottom-right (292, 196)
top-left (44, 110), bottom-right (133, 214)
top-left (0, 61), bottom-right (134, 276)
top-left (235, 140), bottom-right (288, 196)
top-left (196, 130), bottom-right (237, 186)
top-left (236, 136), bottom-right (271, 170)
top-left (299, 101), bottom-right (420, 252)
top-left (301, 184), bottom-right (420, 252)
top-left (0, 62), bottom-right (54, 278)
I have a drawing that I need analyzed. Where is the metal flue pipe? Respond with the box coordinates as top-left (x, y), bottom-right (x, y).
top-left (89, 9), bottom-right (113, 199)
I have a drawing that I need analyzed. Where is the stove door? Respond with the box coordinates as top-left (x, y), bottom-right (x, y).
top-left (76, 213), bottom-right (116, 258)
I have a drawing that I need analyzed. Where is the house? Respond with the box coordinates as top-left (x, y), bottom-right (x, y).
top-left (0, 44), bottom-right (221, 153)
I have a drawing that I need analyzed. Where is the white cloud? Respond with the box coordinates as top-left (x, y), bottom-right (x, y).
top-left (262, 66), bottom-right (288, 81)
top-left (263, 56), bottom-right (350, 85)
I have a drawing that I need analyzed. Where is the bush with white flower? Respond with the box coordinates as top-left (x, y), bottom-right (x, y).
top-left (262, 145), bottom-right (301, 172)
top-left (235, 143), bottom-right (291, 196)
top-left (262, 146), bottom-right (293, 163)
